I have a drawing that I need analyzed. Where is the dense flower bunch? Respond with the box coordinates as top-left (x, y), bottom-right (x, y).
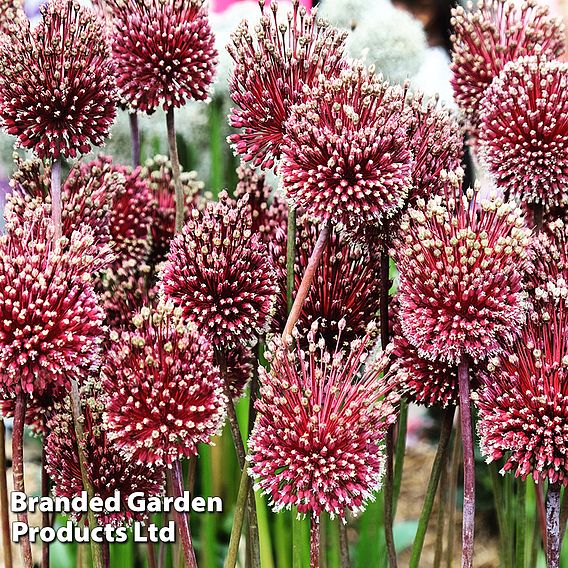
top-left (228, 0), bottom-right (348, 169)
top-left (141, 155), bottom-right (203, 264)
top-left (450, 0), bottom-right (564, 132)
top-left (110, 0), bottom-right (217, 112)
top-left (269, 220), bottom-right (382, 347)
top-left (161, 191), bottom-right (277, 349)
top-left (102, 303), bottom-right (227, 466)
top-left (233, 166), bottom-right (287, 244)
top-left (281, 65), bottom-right (412, 228)
top-left (45, 383), bottom-right (164, 526)
top-left (248, 323), bottom-right (398, 519)
top-left (478, 55), bottom-right (568, 209)
top-left (393, 171), bottom-right (532, 364)
top-left (0, 215), bottom-right (105, 398)
top-left (0, 0), bottom-right (116, 159)
top-left (476, 299), bottom-right (568, 485)
top-left (0, 0), bottom-right (24, 34)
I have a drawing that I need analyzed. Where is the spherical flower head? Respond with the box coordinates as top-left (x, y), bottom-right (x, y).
top-left (5, 156), bottom-right (122, 271)
top-left (161, 191), bottom-right (277, 349)
top-left (392, 171), bottom-right (532, 365)
top-left (248, 323), bottom-right (398, 520)
top-left (233, 165), bottom-right (288, 244)
top-left (281, 65), bottom-right (412, 227)
top-left (141, 155), bottom-right (203, 264)
top-left (269, 220), bottom-right (382, 347)
top-left (110, 0), bottom-right (217, 112)
top-left (228, 0), bottom-right (348, 169)
top-left (0, 215), bottom-right (106, 397)
top-left (0, 0), bottom-right (25, 35)
top-left (45, 383), bottom-right (165, 526)
top-left (476, 301), bottom-right (568, 485)
top-left (0, 0), bottom-right (117, 159)
top-left (450, 0), bottom-right (564, 133)
top-left (479, 55), bottom-right (568, 209)
top-left (102, 302), bottom-right (227, 467)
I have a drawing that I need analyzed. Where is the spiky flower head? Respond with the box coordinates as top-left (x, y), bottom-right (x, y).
top-left (0, 215), bottom-right (106, 398)
top-left (392, 171), bottom-right (532, 365)
top-left (161, 191), bottom-right (277, 350)
top-left (0, 0), bottom-right (117, 159)
top-left (248, 322), bottom-right (398, 520)
top-left (479, 55), bottom-right (568, 209)
top-left (142, 155), bottom-right (203, 264)
top-left (450, 0), bottom-right (564, 133)
top-left (110, 0), bottom-right (217, 113)
top-left (228, 0), bottom-right (348, 169)
top-left (102, 302), bottom-right (227, 467)
top-left (233, 165), bottom-right (287, 244)
top-left (0, 0), bottom-right (24, 35)
top-left (269, 220), bottom-right (382, 347)
top-left (45, 382), bottom-right (164, 525)
top-left (476, 298), bottom-right (568, 485)
top-left (281, 65), bottom-right (412, 228)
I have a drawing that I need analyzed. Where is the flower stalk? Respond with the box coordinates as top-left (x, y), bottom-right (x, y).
top-left (546, 483), bottom-right (561, 568)
top-left (166, 107), bottom-right (184, 233)
top-left (0, 420), bottom-right (12, 568)
top-left (129, 112), bottom-right (141, 168)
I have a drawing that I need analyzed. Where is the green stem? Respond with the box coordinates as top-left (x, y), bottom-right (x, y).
top-left (409, 406), bottom-right (455, 568)
top-left (166, 107), bottom-right (184, 233)
top-left (516, 479), bottom-right (526, 568)
top-left (445, 419), bottom-right (461, 568)
top-left (393, 400), bottom-right (408, 515)
top-left (225, 465), bottom-right (252, 568)
top-left (489, 463), bottom-right (510, 568)
top-left (433, 446), bottom-right (449, 568)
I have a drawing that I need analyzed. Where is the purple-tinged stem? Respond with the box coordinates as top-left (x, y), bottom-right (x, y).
top-left (0, 420), bottom-right (12, 568)
top-left (42, 448), bottom-right (50, 568)
top-left (102, 540), bottom-right (110, 568)
top-left (166, 107), bottom-right (184, 234)
top-left (339, 522), bottom-right (350, 568)
top-left (12, 395), bottom-right (33, 568)
top-left (170, 461), bottom-right (197, 568)
top-left (546, 483), bottom-right (561, 568)
top-left (51, 159), bottom-right (62, 240)
top-left (283, 222), bottom-right (330, 339)
top-left (458, 359), bottom-right (475, 568)
top-left (130, 112), bottom-right (141, 168)
top-left (310, 518), bottom-right (320, 568)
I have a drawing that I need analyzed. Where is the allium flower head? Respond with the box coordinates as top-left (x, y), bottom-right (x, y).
top-left (233, 165), bottom-right (287, 244)
top-left (45, 383), bottom-right (164, 525)
top-left (102, 302), bottom-right (227, 466)
top-left (393, 170), bottom-right (532, 365)
top-left (450, 0), bottom-right (564, 132)
top-left (228, 0), bottom-right (348, 169)
top-left (248, 322), bottom-right (398, 519)
top-left (161, 191), bottom-right (277, 349)
top-left (281, 65), bottom-right (412, 227)
top-left (0, 0), bottom-right (117, 159)
top-left (479, 54), bottom-right (568, 209)
top-left (110, 0), bottom-right (217, 112)
top-left (476, 299), bottom-right (568, 485)
top-left (0, 0), bottom-right (25, 35)
top-left (269, 220), bottom-right (382, 347)
top-left (142, 155), bottom-right (203, 264)
top-left (0, 215), bottom-right (105, 397)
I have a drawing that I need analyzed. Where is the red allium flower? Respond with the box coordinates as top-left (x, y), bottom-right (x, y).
top-left (108, 163), bottom-right (153, 266)
top-left (392, 171), bottom-right (532, 365)
top-left (110, 0), bottom-right (217, 112)
top-left (45, 383), bottom-right (164, 526)
top-left (0, 215), bottom-right (105, 398)
top-left (476, 299), bottom-right (568, 485)
top-left (269, 220), bottom-right (382, 347)
top-left (228, 0), bottom-right (348, 169)
top-left (233, 165), bottom-right (287, 244)
top-left (101, 302), bottom-right (227, 466)
top-left (479, 55), bottom-right (568, 209)
top-left (248, 323), bottom-right (398, 519)
top-left (225, 345), bottom-right (254, 399)
top-left (450, 0), bottom-right (564, 132)
top-left (97, 260), bottom-right (157, 329)
top-left (0, 0), bottom-right (116, 159)
top-left (281, 65), bottom-right (412, 227)
top-left (161, 191), bottom-right (277, 349)
top-left (141, 155), bottom-right (203, 264)
top-left (0, 0), bottom-right (24, 35)
top-left (5, 156), bottom-right (122, 268)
